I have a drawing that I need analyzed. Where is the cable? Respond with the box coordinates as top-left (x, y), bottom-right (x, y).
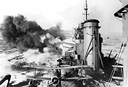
top-left (84, 37), bottom-right (93, 60)
top-left (94, 34), bottom-right (104, 68)
top-left (78, 36), bottom-right (93, 75)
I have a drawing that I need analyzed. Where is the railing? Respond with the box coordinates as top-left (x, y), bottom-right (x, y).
top-left (0, 74), bottom-right (11, 87)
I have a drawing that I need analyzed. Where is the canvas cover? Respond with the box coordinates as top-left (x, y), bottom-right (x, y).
top-left (123, 13), bottom-right (128, 37)
top-left (121, 1), bottom-right (128, 37)
top-left (122, 1), bottom-right (128, 87)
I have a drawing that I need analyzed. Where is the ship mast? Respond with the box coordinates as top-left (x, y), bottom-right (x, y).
top-left (81, 0), bottom-right (88, 27)
top-left (84, 0), bottom-right (88, 20)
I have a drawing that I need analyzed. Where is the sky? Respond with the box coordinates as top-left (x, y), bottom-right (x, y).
top-left (0, 0), bottom-right (123, 36)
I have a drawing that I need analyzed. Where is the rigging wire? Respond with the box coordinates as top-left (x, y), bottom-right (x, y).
top-left (93, 33), bottom-right (104, 68)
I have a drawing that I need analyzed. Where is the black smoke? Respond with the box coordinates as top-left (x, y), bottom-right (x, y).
top-left (0, 14), bottom-right (66, 53)
top-left (1, 14), bottom-right (66, 53)
top-left (47, 23), bottom-right (66, 40)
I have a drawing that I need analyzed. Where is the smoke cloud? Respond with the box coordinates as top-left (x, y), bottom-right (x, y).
top-left (1, 14), bottom-right (66, 53)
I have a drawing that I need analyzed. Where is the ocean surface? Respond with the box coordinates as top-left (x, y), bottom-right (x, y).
top-left (102, 35), bottom-right (122, 57)
top-left (102, 33), bottom-right (124, 67)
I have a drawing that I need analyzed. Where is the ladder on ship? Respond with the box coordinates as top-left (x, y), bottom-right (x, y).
top-left (108, 60), bottom-right (124, 87)
top-left (108, 43), bottom-right (126, 86)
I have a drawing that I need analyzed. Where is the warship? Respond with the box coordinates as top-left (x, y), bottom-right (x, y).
top-left (23, 0), bottom-right (124, 87)
top-left (0, 0), bottom-right (126, 87)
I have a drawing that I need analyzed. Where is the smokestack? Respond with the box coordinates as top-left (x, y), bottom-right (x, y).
top-left (83, 19), bottom-right (100, 70)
